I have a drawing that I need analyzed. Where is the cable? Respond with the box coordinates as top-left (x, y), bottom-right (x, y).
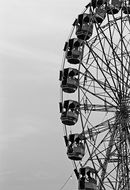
top-left (59, 174), bottom-right (73, 190)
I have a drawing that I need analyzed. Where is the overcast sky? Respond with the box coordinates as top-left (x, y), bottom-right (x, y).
top-left (0, 0), bottom-right (88, 189)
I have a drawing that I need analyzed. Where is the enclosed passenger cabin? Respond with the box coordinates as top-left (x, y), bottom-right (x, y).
top-left (122, 0), bottom-right (130, 14)
top-left (91, 0), bottom-right (106, 9)
top-left (107, 0), bottom-right (121, 14)
top-left (67, 134), bottom-right (85, 160)
top-left (78, 167), bottom-right (98, 190)
top-left (60, 100), bottom-right (80, 125)
top-left (60, 68), bottom-right (79, 93)
top-left (94, 6), bottom-right (106, 23)
top-left (64, 38), bottom-right (83, 64)
top-left (76, 14), bottom-right (93, 41)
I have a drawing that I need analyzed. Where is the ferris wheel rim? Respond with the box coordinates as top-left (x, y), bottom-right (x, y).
top-left (60, 1), bottom-right (130, 189)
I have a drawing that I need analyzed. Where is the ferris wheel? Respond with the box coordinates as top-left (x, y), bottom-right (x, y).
top-left (59, 0), bottom-right (130, 189)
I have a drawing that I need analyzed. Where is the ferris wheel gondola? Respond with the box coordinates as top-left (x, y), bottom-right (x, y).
top-left (59, 0), bottom-right (130, 189)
